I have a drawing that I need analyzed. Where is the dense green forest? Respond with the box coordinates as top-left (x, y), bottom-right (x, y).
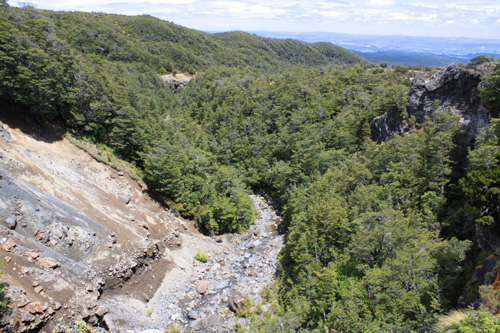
top-left (1, 2), bottom-right (500, 331)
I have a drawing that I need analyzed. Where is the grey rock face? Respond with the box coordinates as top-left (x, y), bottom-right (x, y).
top-left (0, 124), bottom-right (11, 142)
top-left (371, 63), bottom-right (495, 143)
top-left (408, 63), bottom-right (493, 140)
top-left (371, 106), bottom-right (403, 143)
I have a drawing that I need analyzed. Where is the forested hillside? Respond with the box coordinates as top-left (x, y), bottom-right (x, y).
top-left (1, 2), bottom-right (500, 331)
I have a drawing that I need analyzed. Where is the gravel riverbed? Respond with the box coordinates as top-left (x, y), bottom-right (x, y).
top-left (103, 194), bottom-right (285, 332)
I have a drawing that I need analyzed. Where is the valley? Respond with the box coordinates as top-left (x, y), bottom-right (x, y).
top-left (1, 3), bottom-right (500, 331)
top-left (0, 114), bottom-right (284, 331)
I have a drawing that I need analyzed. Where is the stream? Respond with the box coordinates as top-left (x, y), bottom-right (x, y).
top-left (140, 194), bottom-right (284, 332)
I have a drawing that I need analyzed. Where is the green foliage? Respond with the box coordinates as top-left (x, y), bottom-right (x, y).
top-left (393, 64), bottom-right (409, 74)
top-left (434, 309), bottom-right (500, 333)
top-left (53, 321), bottom-right (102, 333)
top-left (194, 251), bottom-right (208, 263)
top-left (461, 119), bottom-right (500, 226)
top-left (276, 110), bottom-right (471, 331)
top-left (467, 55), bottom-right (494, 68)
top-left (0, 268), bottom-right (9, 322)
top-left (480, 61), bottom-right (500, 116)
top-left (479, 285), bottom-right (500, 314)
top-left (163, 323), bottom-right (186, 333)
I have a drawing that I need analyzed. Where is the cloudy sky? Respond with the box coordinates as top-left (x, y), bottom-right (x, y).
top-left (9, 0), bottom-right (500, 39)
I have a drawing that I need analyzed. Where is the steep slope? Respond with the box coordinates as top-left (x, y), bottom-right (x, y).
top-left (0, 110), bottom-right (285, 331)
top-left (0, 110), bottom-right (180, 331)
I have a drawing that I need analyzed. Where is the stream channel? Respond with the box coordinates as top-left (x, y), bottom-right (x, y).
top-left (110, 194), bottom-right (285, 332)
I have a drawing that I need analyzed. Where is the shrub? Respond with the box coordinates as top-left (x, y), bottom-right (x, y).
top-left (195, 251), bottom-right (208, 263)
top-left (434, 309), bottom-right (500, 333)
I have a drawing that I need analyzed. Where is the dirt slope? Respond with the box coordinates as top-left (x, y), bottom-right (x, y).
top-left (0, 114), bottom-right (190, 331)
top-left (0, 113), bottom-right (284, 332)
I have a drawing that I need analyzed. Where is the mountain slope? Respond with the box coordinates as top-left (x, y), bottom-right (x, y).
top-left (44, 11), bottom-right (363, 72)
top-left (212, 31), bottom-right (364, 67)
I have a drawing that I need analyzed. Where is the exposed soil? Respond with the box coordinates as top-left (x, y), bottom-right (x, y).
top-left (0, 112), bottom-right (183, 331)
top-left (159, 73), bottom-right (194, 91)
top-left (0, 111), bottom-right (284, 332)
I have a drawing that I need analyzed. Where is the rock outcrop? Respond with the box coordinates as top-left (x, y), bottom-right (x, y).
top-left (371, 63), bottom-right (495, 142)
top-left (159, 73), bottom-right (194, 91)
top-left (370, 106), bottom-right (403, 143)
top-left (459, 253), bottom-right (500, 307)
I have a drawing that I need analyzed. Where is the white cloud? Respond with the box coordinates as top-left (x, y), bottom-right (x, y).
top-left (208, 1), bottom-right (247, 7)
top-left (389, 12), bottom-right (413, 21)
top-left (370, 0), bottom-right (394, 6)
top-left (8, 0), bottom-right (500, 39)
top-left (228, 5), bottom-right (286, 18)
top-left (413, 2), bottom-right (439, 9)
top-left (416, 14), bottom-right (437, 21)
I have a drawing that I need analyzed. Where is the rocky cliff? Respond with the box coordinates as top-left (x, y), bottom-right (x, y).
top-left (371, 63), bottom-right (495, 143)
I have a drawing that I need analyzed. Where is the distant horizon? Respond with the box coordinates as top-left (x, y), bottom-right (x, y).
top-left (8, 0), bottom-right (500, 40)
top-left (218, 30), bottom-right (500, 42)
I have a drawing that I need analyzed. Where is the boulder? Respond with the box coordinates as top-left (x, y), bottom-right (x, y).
top-left (0, 124), bottom-right (11, 142)
top-left (2, 238), bottom-right (16, 251)
top-left (26, 302), bottom-right (44, 314)
top-left (188, 310), bottom-right (198, 320)
top-left (459, 254), bottom-right (500, 306)
top-left (95, 305), bottom-right (109, 317)
top-left (228, 296), bottom-right (243, 313)
top-left (82, 308), bottom-right (91, 319)
top-left (196, 280), bottom-right (208, 294)
top-left (26, 251), bottom-right (39, 259)
top-left (35, 230), bottom-right (46, 241)
top-left (370, 106), bottom-right (403, 143)
top-left (4, 216), bottom-right (16, 229)
top-left (20, 311), bottom-right (34, 322)
top-left (37, 257), bottom-right (60, 269)
top-left (17, 300), bottom-right (30, 308)
top-left (371, 63), bottom-right (494, 144)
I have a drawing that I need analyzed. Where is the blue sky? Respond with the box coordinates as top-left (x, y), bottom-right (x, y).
top-left (9, 0), bottom-right (500, 39)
